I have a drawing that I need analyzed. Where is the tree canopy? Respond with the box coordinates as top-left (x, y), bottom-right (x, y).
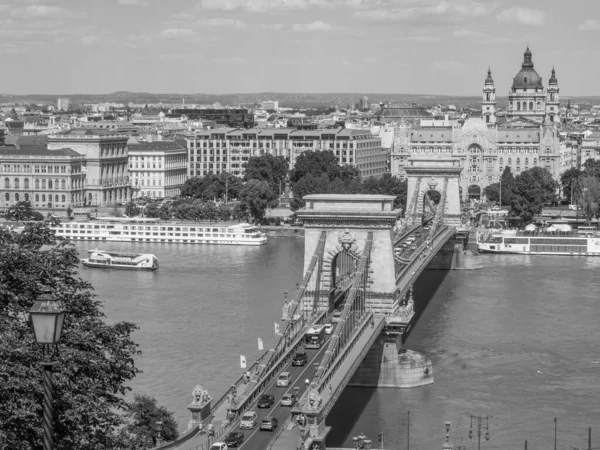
top-left (119, 394), bottom-right (179, 449)
top-left (0, 223), bottom-right (178, 448)
top-left (180, 173), bottom-right (242, 202)
top-left (242, 154), bottom-right (288, 197)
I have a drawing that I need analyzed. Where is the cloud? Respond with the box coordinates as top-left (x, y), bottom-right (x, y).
top-left (292, 20), bottom-right (333, 32)
top-left (81, 35), bottom-right (99, 45)
top-left (261, 23), bottom-right (285, 30)
top-left (199, 0), bottom-right (364, 12)
top-left (10, 5), bottom-right (72, 19)
top-left (432, 60), bottom-right (463, 71)
top-left (118, 0), bottom-right (149, 5)
top-left (197, 18), bottom-right (247, 28)
top-left (452, 28), bottom-right (483, 37)
top-left (214, 56), bottom-right (246, 64)
top-left (578, 19), bottom-right (600, 31)
top-left (354, 0), bottom-right (491, 23)
top-left (159, 28), bottom-right (197, 38)
top-left (497, 7), bottom-right (545, 26)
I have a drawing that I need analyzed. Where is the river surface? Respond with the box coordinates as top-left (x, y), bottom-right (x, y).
top-left (76, 240), bottom-right (600, 450)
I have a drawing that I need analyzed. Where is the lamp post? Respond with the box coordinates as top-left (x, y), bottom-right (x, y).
top-left (469, 415), bottom-right (490, 450)
top-left (156, 420), bottom-right (163, 446)
top-left (29, 289), bottom-right (66, 450)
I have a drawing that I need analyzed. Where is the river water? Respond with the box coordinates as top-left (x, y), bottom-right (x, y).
top-left (76, 240), bottom-right (600, 450)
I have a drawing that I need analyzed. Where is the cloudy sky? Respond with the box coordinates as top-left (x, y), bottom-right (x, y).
top-left (0, 0), bottom-right (598, 96)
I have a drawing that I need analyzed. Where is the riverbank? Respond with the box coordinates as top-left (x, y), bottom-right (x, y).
top-left (259, 226), bottom-right (305, 238)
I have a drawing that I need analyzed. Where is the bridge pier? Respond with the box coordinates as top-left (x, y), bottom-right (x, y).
top-left (427, 231), bottom-right (483, 270)
top-left (348, 330), bottom-right (433, 388)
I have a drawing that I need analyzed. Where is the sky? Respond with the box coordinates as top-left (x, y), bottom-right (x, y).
top-left (1, 0), bottom-right (599, 96)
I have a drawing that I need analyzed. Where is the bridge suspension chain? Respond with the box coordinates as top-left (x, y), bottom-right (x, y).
top-left (255, 230), bottom-right (327, 380)
top-left (302, 232), bottom-right (373, 401)
top-left (407, 177), bottom-right (422, 227)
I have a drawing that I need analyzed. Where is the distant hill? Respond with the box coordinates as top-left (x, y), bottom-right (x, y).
top-left (1, 91), bottom-right (599, 109)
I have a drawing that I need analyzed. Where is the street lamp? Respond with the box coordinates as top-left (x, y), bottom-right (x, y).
top-left (156, 420), bottom-right (163, 446)
top-left (29, 289), bottom-right (66, 450)
top-left (469, 415), bottom-right (490, 450)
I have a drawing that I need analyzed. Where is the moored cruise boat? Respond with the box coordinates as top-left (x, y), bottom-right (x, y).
top-left (51, 217), bottom-right (268, 246)
top-left (82, 250), bottom-right (159, 271)
top-left (478, 231), bottom-right (600, 256)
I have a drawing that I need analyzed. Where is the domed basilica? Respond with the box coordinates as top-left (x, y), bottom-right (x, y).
top-left (390, 47), bottom-right (561, 202)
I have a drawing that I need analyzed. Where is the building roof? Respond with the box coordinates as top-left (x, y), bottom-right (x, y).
top-left (378, 107), bottom-right (430, 119)
top-left (16, 135), bottom-right (48, 148)
top-left (0, 146), bottom-right (83, 157)
top-left (485, 67), bottom-right (494, 85)
top-left (56, 128), bottom-right (118, 136)
top-left (512, 46), bottom-right (543, 89)
top-left (410, 128), bottom-right (454, 142)
top-left (128, 141), bottom-right (186, 153)
top-left (496, 129), bottom-right (540, 143)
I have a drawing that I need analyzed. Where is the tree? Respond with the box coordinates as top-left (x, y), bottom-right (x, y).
top-left (582, 159), bottom-right (600, 179)
top-left (290, 173), bottom-right (330, 211)
top-left (10, 107), bottom-right (18, 120)
top-left (243, 154), bottom-right (288, 197)
top-left (483, 182), bottom-right (500, 204)
top-left (499, 166), bottom-right (516, 206)
top-left (240, 179), bottom-right (275, 222)
top-left (0, 223), bottom-right (141, 448)
top-left (120, 394), bottom-right (179, 448)
top-left (125, 201), bottom-right (141, 217)
top-left (144, 202), bottom-right (161, 218)
top-left (560, 167), bottom-right (582, 203)
top-left (577, 176), bottom-right (600, 224)
top-left (6, 201), bottom-right (35, 222)
top-left (359, 173), bottom-right (407, 209)
top-left (289, 150), bottom-right (343, 184)
top-left (510, 167), bottom-right (557, 223)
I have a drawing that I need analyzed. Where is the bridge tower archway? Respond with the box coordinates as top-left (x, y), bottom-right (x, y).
top-left (404, 158), bottom-right (464, 226)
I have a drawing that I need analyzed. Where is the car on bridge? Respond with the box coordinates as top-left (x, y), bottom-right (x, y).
top-left (260, 417), bottom-right (279, 431)
top-left (209, 443), bottom-right (228, 450)
top-left (257, 394), bottom-right (275, 408)
top-left (324, 323), bottom-right (333, 334)
top-left (292, 352), bottom-right (308, 366)
top-left (332, 311), bottom-right (342, 322)
top-left (240, 411), bottom-right (258, 429)
top-left (223, 431), bottom-right (244, 448)
top-left (281, 393), bottom-right (297, 406)
top-left (277, 372), bottom-right (291, 387)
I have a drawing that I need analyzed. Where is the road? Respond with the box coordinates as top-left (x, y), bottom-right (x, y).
top-left (219, 334), bottom-right (333, 450)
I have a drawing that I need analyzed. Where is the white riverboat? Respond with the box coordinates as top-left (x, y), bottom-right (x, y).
top-left (82, 249), bottom-right (159, 271)
top-left (478, 231), bottom-right (600, 256)
top-left (51, 217), bottom-right (268, 246)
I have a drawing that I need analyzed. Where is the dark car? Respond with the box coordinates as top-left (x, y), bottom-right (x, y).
top-left (224, 431), bottom-right (244, 448)
top-left (292, 352), bottom-right (308, 366)
top-left (260, 417), bottom-right (279, 431)
top-left (257, 394), bottom-right (275, 408)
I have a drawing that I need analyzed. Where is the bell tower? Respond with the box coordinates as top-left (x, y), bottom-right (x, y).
top-left (482, 67), bottom-right (496, 125)
top-left (546, 67), bottom-right (560, 123)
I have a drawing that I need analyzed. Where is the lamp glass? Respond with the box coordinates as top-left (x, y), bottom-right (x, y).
top-left (30, 297), bottom-right (65, 345)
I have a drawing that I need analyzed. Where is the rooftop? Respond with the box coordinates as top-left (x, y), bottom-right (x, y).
top-left (128, 141), bottom-right (186, 153)
top-left (0, 146), bottom-right (83, 157)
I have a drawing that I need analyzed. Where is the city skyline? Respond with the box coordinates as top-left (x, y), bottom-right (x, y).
top-left (0, 0), bottom-right (599, 96)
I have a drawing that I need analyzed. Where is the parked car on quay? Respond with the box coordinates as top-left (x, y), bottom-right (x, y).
top-left (260, 417), bottom-right (279, 431)
top-left (240, 411), bottom-right (258, 429)
top-left (257, 394), bottom-right (275, 408)
top-left (209, 443), bottom-right (228, 450)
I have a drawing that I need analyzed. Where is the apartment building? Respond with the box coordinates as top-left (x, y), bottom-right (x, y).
top-left (128, 141), bottom-right (187, 199)
top-left (47, 129), bottom-right (130, 206)
top-left (0, 146), bottom-right (86, 213)
top-left (184, 127), bottom-right (387, 179)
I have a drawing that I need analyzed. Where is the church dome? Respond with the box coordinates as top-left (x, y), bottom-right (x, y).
top-left (512, 46), bottom-right (543, 90)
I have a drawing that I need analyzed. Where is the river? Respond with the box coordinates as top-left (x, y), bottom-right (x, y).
top-left (76, 240), bottom-right (600, 450)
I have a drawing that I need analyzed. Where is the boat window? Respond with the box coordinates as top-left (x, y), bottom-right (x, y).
top-left (146, 226), bottom-right (151, 231)
top-left (80, 225), bottom-right (85, 228)
top-left (212, 228), bottom-right (218, 232)
top-left (182, 227), bottom-right (188, 232)
top-left (167, 227), bottom-right (173, 231)
top-left (189, 228), bottom-right (195, 232)
top-left (124, 226), bottom-right (129, 230)
top-left (153, 226), bottom-right (159, 231)
top-left (175, 227), bottom-right (181, 231)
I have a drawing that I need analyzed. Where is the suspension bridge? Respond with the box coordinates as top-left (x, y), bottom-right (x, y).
top-left (156, 158), bottom-right (482, 450)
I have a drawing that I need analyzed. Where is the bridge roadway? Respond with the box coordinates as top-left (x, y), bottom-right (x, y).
top-left (178, 334), bottom-right (334, 450)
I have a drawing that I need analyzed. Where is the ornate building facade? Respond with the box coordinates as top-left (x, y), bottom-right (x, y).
top-left (390, 46), bottom-right (562, 202)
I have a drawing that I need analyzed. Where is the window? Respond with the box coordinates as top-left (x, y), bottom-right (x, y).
top-left (499, 157), bottom-right (504, 167)
top-left (55, 195), bottom-right (59, 202)
top-left (42, 194), bottom-right (46, 202)
top-left (4, 193), bottom-right (8, 201)
top-left (517, 103), bottom-right (521, 111)
top-left (48, 180), bottom-right (52, 189)
top-left (61, 195), bottom-right (66, 202)
top-left (529, 102), bottom-right (533, 110)
top-left (24, 178), bottom-right (29, 189)
top-left (4, 178), bottom-right (9, 188)
top-left (35, 179), bottom-right (40, 189)
top-left (516, 158), bottom-right (520, 165)
top-left (508, 158), bottom-right (512, 165)
top-left (15, 193), bottom-right (19, 202)
top-left (533, 158), bottom-right (537, 165)
top-left (36, 194), bottom-right (39, 201)
top-left (61, 179), bottom-right (66, 189)
top-left (525, 158), bottom-right (529, 166)
top-left (14, 178), bottom-right (19, 189)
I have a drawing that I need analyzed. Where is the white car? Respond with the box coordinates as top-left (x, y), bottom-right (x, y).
top-left (277, 372), bottom-right (291, 387)
top-left (324, 323), bottom-right (333, 335)
top-left (332, 311), bottom-right (342, 322)
top-left (240, 411), bottom-right (258, 429)
top-left (209, 443), bottom-right (228, 450)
